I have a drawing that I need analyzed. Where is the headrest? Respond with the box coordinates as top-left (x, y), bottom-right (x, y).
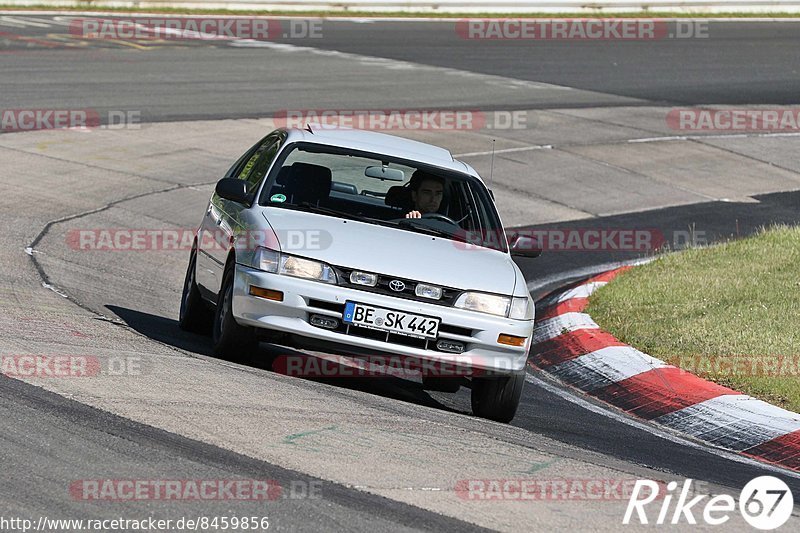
top-left (284, 163), bottom-right (332, 204)
top-left (275, 165), bottom-right (293, 185)
top-left (385, 185), bottom-right (413, 210)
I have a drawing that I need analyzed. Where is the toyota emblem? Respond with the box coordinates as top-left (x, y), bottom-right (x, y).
top-left (388, 280), bottom-right (406, 292)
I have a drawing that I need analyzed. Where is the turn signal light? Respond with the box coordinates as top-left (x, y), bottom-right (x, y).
top-left (497, 334), bottom-right (527, 347)
top-left (249, 286), bottom-right (283, 301)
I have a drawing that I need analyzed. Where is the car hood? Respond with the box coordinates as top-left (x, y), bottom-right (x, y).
top-left (262, 208), bottom-right (517, 294)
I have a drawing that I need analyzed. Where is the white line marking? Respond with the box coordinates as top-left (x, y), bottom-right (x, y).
top-left (454, 144), bottom-right (552, 158)
top-left (44, 16), bottom-right (75, 27)
top-left (0, 15), bottom-right (28, 27)
top-left (460, 131), bottom-right (800, 161)
top-left (525, 373), bottom-right (800, 479)
top-left (227, 39), bottom-right (573, 92)
top-left (41, 282), bottom-right (68, 298)
top-left (0, 15), bottom-right (53, 28)
top-left (629, 131), bottom-right (800, 143)
top-left (7, 13), bottom-right (800, 22)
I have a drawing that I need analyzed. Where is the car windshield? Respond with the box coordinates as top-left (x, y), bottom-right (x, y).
top-left (258, 142), bottom-right (507, 252)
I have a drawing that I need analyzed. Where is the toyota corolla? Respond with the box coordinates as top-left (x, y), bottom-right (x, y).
top-left (179, 126), bottom-right (539, 422)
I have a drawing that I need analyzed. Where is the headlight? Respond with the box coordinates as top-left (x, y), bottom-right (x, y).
top-left (280, 255), bottom-right (337, 284)
top-left (454, 292), bottom-right (533, 319)
top-left (509, 296), bottom-right (534, 320)
top-left (454, 292), bottom-right (510, 317)
top-left (253, 247), bottom-right (336, 284)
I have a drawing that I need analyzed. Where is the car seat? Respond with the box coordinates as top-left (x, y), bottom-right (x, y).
top-left (284, 163), bottom-right (332, 205)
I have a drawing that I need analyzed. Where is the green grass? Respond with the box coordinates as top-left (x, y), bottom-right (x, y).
top-left (586, 225), bottom-right (800, 412)
top-left (2, 5), bottom-right (800, 18)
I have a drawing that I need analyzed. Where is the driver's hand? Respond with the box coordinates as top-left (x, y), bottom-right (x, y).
top-left (405, 211), bottom-right (422, 219)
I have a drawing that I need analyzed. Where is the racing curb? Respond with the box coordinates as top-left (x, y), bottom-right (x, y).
top-left (530, 266), bottom-right (800, 472)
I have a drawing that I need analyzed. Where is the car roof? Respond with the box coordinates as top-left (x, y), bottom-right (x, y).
top-left (281, 126), bottom-right (483, 182)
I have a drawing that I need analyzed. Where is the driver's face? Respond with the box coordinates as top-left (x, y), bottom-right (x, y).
top-left (412, 179), bottom-right (444, 214)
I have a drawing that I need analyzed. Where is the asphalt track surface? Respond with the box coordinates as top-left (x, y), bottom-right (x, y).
top-left (2, 14), bottom-right (800, 531)
top-left (3, 17), bottom-right (800, 122)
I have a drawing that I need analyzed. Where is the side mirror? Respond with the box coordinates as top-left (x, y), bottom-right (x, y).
top-left (215, 178), bottom-right (249, 204)
top-left (508, 232), bottom-right (542, 258)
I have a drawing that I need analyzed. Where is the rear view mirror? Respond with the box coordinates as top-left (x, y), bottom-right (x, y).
top-left (365, 166), bottom-right (405, 181)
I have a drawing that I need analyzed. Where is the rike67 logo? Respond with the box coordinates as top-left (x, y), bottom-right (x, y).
top-left (624, 476), bottom-right (793, 530)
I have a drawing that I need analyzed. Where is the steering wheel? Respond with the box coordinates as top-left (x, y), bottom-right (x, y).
top-left (421, 212), bottom-right (459, 225)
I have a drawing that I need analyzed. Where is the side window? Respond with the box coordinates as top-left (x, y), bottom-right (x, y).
top-left (235, 136), bottom-right (281, 195)
top-left (451, 181), bottom-right (480, 232)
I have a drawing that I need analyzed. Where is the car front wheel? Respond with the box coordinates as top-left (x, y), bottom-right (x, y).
top-left (178, 248), bottom-right (213, 334)
top-left (212, 265), bottom-right (258, 359)
top-left (471, 371), bottom-right (526, 423)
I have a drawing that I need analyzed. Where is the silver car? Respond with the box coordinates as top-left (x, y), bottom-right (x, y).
top-left (179, 127), bottom-right (539, 422)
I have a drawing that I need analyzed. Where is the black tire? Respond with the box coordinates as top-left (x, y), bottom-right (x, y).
top-left (212, 265), bottom-right (258, 359)
top-left (471, 371), bottom-right (526, 423)
top-left (422, 376), bottom-right (462, 393)
top-left (178, 248), bottom-right (213, 334)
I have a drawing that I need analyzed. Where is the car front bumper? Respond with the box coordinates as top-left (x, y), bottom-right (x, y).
top-left (232, 264), bottom-right (533, 374)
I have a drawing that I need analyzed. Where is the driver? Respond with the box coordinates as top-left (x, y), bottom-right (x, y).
top-left (405, 171), bottom-right (445, 219)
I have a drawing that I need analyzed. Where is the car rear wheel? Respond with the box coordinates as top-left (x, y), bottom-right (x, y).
top-left (178, 248), bottom-right (213, 334)
top-left (471, 371), bottom-right (525, 423)
top-left (212, 265), bottom-right (258, 359)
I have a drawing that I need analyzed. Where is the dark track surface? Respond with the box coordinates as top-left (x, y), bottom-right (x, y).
top-left (283, 20), bottom-right (800, 105)
top-left (2, 16), bottom-right (800, 124)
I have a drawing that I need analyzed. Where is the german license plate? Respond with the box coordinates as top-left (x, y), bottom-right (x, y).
top-left (343, 302), bottom-right (440, 339)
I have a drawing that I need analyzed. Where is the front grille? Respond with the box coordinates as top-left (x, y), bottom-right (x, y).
top-left (333, 266), bottom-right (460, 306)
top-left (438, 324), bottom-right (473, 337)
top-left (307, 299), bottom-right (345, 313)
